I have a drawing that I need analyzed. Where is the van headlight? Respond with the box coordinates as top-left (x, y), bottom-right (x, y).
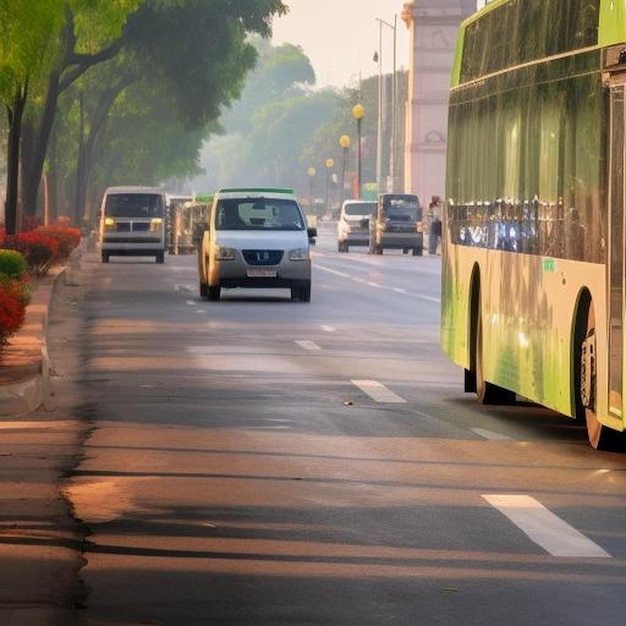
top-left (215, 246), bottom-right (236, 261)
top-left (288, 247), bottom-right (309, 261)
top-left (150, 217), bottom-right (163, 232)
top-left (104, 217), bottom-right (116, 231)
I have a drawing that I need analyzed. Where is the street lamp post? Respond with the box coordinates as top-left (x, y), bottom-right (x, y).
top-left (307, 167), bottom-right (316, 210)
top-left (375, 14), bottom-right (397, 192)
top-left (339, 135), bottom-right (350, 205)
top-left (352, 104), bottom-right (365, 199)
top-left (324, 158), bottom-right (334, 215)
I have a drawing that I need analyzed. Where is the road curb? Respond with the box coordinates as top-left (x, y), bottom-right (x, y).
top-left (0, 266), bottom-right (67, 418)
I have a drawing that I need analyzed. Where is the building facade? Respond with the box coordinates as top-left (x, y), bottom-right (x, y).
top-left (401, 0), bottom-right (476, 204)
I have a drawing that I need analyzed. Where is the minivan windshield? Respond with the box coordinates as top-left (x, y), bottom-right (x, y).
top-left (105, 193), bottom-right (164, 218)
top-left (216, 198), bottom-right (305, 231)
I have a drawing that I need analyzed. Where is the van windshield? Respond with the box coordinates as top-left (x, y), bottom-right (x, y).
top-left (382, 195), bottom-right (421, 221)
top-left (216, 198), bottom-right (305, 231)
top-left (105, 193), bottom-right (164, 218)
top-left (344, 203), bottom-right (376, 217)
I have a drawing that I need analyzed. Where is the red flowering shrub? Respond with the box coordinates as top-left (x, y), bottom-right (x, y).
top-left (0, 271), bottom-right (30, 346)
top-left (5, 231), bottom-right (58, 276)
top-left (0, 222), bottom-right (81, 276)
top-left (36, 224), bottom-right (81, 261)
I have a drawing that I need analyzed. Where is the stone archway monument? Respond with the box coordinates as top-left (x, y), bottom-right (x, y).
top-left (401, 0), bottom-right (475, 203)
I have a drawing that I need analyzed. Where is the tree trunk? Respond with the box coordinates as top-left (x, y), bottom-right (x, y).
top-left (21, 69), bottom-right (62, 222)
top-left (4, 85), bottom-right (27, 235)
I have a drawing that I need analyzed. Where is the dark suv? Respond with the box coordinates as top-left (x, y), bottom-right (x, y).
top-left (368, 193), bottom-right (424, 256)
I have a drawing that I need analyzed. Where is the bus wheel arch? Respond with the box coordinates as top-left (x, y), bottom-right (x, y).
top-left (470, 265), bottom-right (514, 405)
top-left (573, 291), bottom-right (623, 450)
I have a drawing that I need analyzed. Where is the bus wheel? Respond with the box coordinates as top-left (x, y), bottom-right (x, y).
top-left (475, 309), bottom-right (515, 405)
top-left (577, 303), bottom-right (623, 450)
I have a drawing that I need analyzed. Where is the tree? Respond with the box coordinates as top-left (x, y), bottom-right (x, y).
top-left (0, 0), bottom-right (65, 233)
top-left (2, 0), bottom-right (287, 231)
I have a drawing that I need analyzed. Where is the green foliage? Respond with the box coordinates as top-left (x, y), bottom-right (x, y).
top-left (0, 249), bottom-right (27, 280)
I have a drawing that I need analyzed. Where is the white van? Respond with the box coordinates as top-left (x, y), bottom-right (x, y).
top-left (99, 186), bottom-right (168, 263)
top-left (197, 187), bottom-right (315, 301)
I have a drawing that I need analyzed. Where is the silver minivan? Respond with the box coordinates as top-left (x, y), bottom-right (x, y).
top-left (198, 188), bottom-right (315, 301)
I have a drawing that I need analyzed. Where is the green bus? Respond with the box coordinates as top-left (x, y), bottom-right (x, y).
top-left (442, 0), bottom-right (626, 449)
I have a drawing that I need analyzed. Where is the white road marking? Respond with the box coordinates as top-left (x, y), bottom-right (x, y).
top-left (315, 264), bottom-right (440, 303)
top-left (351, 379), bottom-right (407, 403)
top-left (296, 340), bottom-right (321, 351)
top-left (472, 427), bottom-right (512, 440)
top-left (321, 325), bottom-right (336, 332)
top-left (483, 494), bottom-right (611, 558)
top-left (317, 266), bottom-right (351, 278)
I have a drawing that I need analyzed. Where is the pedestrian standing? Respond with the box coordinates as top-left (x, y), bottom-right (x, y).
top-left (428, 196), bottom-right (442, 255)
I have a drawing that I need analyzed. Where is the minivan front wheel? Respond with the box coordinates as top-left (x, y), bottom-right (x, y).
top-left (291, 282), bottom-right (311, 302)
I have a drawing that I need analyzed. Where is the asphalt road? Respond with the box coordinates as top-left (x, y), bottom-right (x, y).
top-left (64, 223), bottom-right (626, 625)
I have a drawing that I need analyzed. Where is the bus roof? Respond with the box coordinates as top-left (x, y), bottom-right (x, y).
top-left (451, 0), bottom-right (626, 88)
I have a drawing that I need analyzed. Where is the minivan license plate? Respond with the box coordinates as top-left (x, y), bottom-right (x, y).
top-left (247, 268), bottom-right (277, 278)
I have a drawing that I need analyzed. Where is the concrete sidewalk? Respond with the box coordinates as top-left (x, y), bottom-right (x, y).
top-left (0, 254), bottom-right (88, 625)
top-left (0, 267), bottom-right (60, 417)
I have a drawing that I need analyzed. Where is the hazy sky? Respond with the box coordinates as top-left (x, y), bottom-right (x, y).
top-left (271, 0), bottom-right (410, 89)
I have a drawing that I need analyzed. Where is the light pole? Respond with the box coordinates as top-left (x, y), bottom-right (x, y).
top-left (307, 167), bottom-right (316, 212)
top-left (324, 158), bottom-right (334, 215)
top-left (375, 14), bottom-right (397, 192)
top-left (339, 135), bottom-right (350, 205)
top-left (352, 104), bottom-right (364, 199)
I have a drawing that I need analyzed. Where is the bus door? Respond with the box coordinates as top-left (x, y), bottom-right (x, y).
top-left (607, 70), bottom-right (626, 419)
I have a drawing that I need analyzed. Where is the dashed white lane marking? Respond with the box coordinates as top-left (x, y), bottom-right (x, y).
top-left (472, 427), bottom-right (512, 440)
top-left (483, 494), bottom-right (611, 558)
top-left (315, 264), bottom-right (440, 303)
top-left (321, 325), bottom-right (336, 332)
top-left (318, 266), bottom-right (351, 278)
top-left (351, 379), bottom-right (407, 403)
top-left (296, 340), bottom-right (322, 351)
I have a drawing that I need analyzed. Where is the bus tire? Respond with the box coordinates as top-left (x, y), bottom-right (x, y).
top-left (575, 300), bottom-right (624, 450)
top-left (475, 307), bottom-right (515, 405)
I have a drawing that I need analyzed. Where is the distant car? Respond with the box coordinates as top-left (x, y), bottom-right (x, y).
top-left (368, 193), bottom-right (424, 256)
top-left (337, 199), bottom-right (377, 252)
top-left (197, 187), bottom-right (315, 302)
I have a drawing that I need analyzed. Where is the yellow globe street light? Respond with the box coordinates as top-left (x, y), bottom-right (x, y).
top-left (352, 104), bottom-right (365, 198)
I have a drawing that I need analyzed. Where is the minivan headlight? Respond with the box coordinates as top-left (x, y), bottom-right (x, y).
top-left (103, 217), bottom-right (116, 231)
top-left (288, 247), bottom-right (309, 261)
top-left (215, 246), bottom-right (236, 261)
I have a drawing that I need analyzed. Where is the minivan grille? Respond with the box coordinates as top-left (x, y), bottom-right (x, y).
top-left (242, 250), bottom-right (283, 265)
